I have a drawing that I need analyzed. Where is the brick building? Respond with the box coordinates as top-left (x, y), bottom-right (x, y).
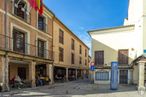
top-left (0, 0), bottom-right (89, 91)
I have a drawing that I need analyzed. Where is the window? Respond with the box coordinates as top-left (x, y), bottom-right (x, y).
top-left (79, 57), bottom-right (82, 64)
top-left (38, 39), bottom-right (45, 57)
top-left (85, 59), bottom-right (87, 66)
top-left (59, 29), bottom-right (64, 44)
top-left (118, 49), bottom-right (128, 64)
top-left (95, 51), bottom-right (104, 66)
top-left (59, 47), bottom-right (64, 62)
top-left (38, 14), bottom-right (46, 32)
top-left (95, 71), bottom-right (109, 81)
top-left (79, 45), bottom-right (82, 54)
top-left (14, 0), bottom-right (27, 20)
top-left (71, 39), bottom-right (75, 50)
top-left (71, 53), bottom-right (75, 64)
top-left (85, 49), bottom-right (87, 57)
top-left (13, 29), bottom-right (25, 53)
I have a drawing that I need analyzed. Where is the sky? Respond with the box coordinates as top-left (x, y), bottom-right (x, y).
top-left (44, 0), bottom-right (129, 55)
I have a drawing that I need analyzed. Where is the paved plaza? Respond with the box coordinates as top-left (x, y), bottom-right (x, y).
top-left (0, 80), bottom-right (146, 97)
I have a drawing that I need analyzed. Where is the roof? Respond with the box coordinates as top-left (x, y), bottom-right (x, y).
top-left (131, 54), bottom-right (146, 67)
top-left (88, 25), bottom-right (135, 36)
top-left (54, 17), bottom-right (90, 50)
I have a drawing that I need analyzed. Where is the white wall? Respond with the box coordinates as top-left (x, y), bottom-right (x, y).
top-left (91, 26), bottom-right (143, 66)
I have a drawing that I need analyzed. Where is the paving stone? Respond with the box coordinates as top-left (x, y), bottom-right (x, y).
top-left (0, 80), bottom-right (146, 97)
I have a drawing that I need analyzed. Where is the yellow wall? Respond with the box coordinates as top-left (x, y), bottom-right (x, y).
top-left (53, 19), bottom-right (89, 69)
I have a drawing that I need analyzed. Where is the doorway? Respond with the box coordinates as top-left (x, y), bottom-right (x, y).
top-left (119, 70), bottom-right (128, 84)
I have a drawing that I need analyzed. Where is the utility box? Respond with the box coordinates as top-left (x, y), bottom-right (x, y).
top-left (110, 62), bottom-right (119, 90)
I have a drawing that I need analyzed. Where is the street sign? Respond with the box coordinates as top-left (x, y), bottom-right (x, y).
top-left (90, 65), bottom-right (95, 71)
top-left (144, 49), bottom-right (146, 53)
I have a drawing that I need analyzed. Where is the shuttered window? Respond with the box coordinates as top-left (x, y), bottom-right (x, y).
top-left (59, 47), bottom-right (64, 62)
top-left (71, 53), bottom-right (75, 64)
top-left (95, 51), bottom-right (104, 66)
top-left (59, 29), bottom-right (64, 44)
top-left (13, 29), bottom-right (25, 53)
top-left (118, 49), bottom-right (128, 64)
top-left (79, 45), bottom-right (82, 54)
top-left (95, 71), bottom-right (109, 81)
top-left (38, 39), bottom-right (45, 57)
top-left (71, 39), bottom-right (75, 50)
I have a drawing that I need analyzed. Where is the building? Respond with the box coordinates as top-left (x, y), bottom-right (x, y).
top-left (0, 0), bottom-right (54, 91)
top-left (0, 0), bottom-right (89, 91)
top-left (53, 18), bottom-right (89, 81)
top-left (89, 0), bottom-right (146, 90)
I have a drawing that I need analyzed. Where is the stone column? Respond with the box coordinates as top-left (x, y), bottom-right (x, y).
top-left (29, 61), bottom-right (36, 87)
top-left (128, 69), bottom-right (133, 84)
top-left (66, 68), bottom-right (68, 81)
top-left (0, 56), bottom-right (8, 91)
top-left (138, 61), bottom-right (145, 90)
top-left (2, 56), bottom-right (9, 91)
top-left (47, 64), bottom-right (54, 84)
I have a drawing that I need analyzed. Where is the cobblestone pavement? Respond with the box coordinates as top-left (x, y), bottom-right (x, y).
top-left (0, 80), bottom-right (146, 97)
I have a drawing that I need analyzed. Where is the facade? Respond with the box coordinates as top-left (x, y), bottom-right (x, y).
top-left (0, 0), bottom-right (54, 91)
top-left (0, 0), bottom-right (89, 91)
top-left (53, 18), bottom-right (89, 81)
top-left (89, 0), bottom-right (146, 90)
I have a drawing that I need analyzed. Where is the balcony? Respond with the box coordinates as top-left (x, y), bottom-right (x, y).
top-left (12, 2), bottom-right (31, 23)
top-left (0, 34), bottom-right (53, 60)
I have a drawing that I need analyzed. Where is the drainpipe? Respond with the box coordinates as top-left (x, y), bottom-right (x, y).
top-left (4, 0), bottom-right (9, 91)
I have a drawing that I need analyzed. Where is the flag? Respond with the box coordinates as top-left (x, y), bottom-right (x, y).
top-left (28, 0), bottom-right (36, 8)
top-left (28, 0), bottom-right (44, 15)
top-left (38, 0), bottom-right (43, 15)
top-left (36, 0), bottom-right (41, 9)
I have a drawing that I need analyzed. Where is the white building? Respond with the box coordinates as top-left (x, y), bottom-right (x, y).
top-left (89, 0), bottom-right (146, 90)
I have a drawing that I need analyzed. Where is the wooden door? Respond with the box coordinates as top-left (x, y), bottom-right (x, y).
top-left (119, 70), bottom-right (128, 84)
top-left (95, 51), bottom-right (104, 66)
top-left (118, 49), bottom-right (128, 64)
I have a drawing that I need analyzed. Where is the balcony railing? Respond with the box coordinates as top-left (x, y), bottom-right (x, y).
top-left (12, 3), bottom-right (31, 23)
top-left (0, 34), bottom-right (53, 60)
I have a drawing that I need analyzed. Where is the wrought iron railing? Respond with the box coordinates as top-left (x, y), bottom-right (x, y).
top-left (0, 34), bottom-right (53, 60)
top-left (12, 3), bottom-right (31, 23)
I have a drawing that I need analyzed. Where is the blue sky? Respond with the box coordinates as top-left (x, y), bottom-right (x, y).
top-left (44, 0), bottom-right (129, 55)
